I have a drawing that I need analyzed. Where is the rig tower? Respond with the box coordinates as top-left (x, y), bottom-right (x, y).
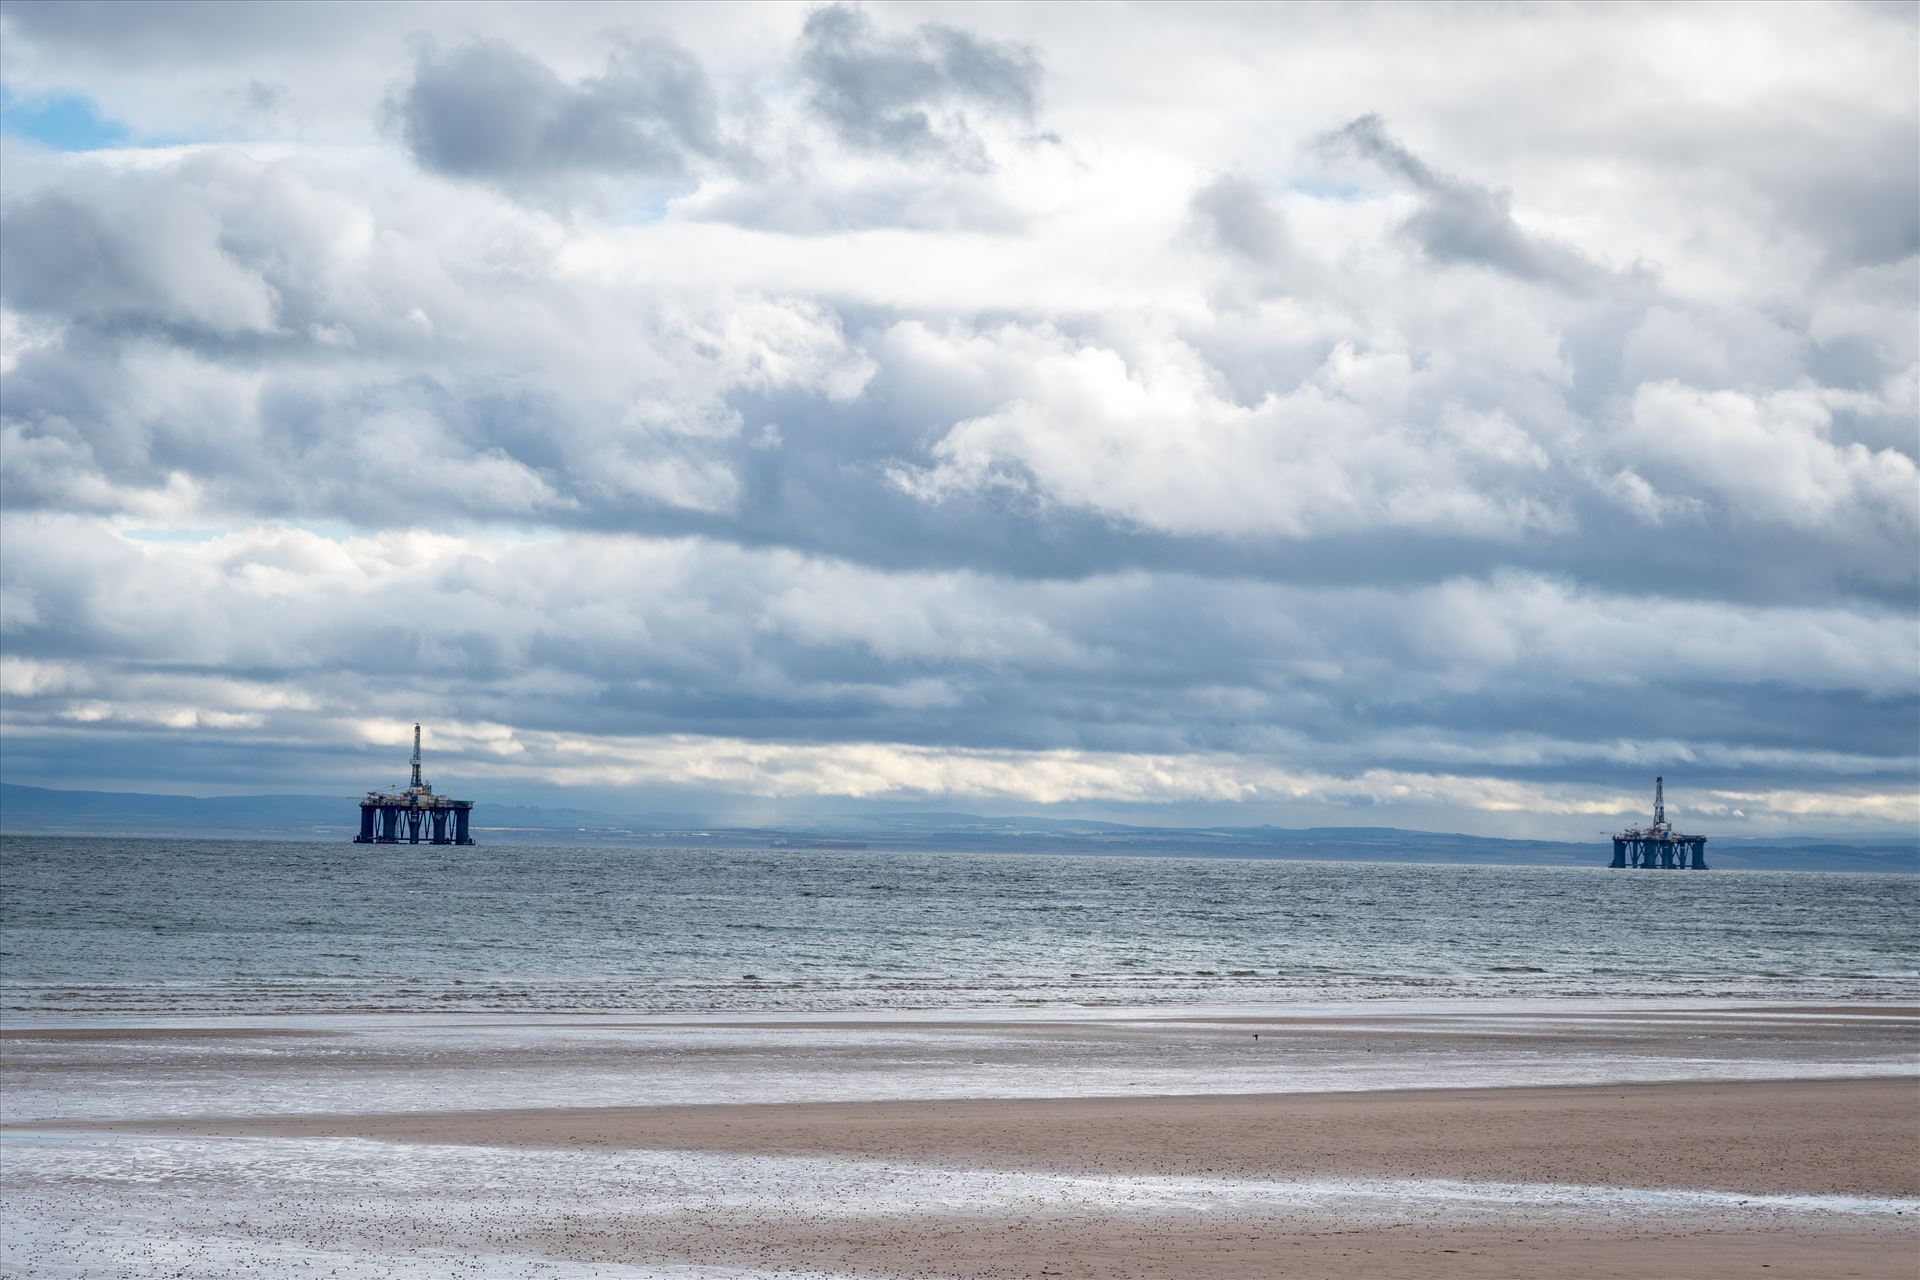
top-left (354, 723), bottom-right (476, 845)
top-left (1610, 776), bottom-right (1706, 869)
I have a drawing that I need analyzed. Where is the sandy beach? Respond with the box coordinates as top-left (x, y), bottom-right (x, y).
top-left (103, 1076), bottom-right (1917, 1196)
top-left (4, 1004), bottom-right (1916, 1278)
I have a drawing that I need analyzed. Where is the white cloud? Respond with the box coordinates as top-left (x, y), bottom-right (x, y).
top-left (1622, 381), bottom-right (1919, 532)
top-left (892, 325), bottom-right (1568, 540)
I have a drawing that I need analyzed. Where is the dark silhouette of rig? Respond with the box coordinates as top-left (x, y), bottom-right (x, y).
top-left (354, 723), bottom-right (475, 845)
top-left (1611, 776), bottom-right (1706, 869)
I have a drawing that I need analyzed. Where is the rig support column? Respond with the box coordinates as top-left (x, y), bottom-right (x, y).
top-left (1689, 839), bottom-right (1709, 870)
top-left (1610, 839), bottom-right (1627, 868)
top-left (454, 807), bottom-right (472, 845)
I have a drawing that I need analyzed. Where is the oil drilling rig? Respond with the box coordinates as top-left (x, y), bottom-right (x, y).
top-left (354, 724), bottom-right (475, 845)
top-left (1610, 776), bottom-right (1706, 869)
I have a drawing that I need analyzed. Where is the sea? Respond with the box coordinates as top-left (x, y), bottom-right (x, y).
top-left (4, 834), bottom-right (1915, 1018)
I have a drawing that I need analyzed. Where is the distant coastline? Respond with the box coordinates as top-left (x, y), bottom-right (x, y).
top-left (3, 782), bottom-right (1912, 873)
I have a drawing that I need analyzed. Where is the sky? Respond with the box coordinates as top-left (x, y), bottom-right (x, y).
top-left (0, 0), bottom-right (1915, 839)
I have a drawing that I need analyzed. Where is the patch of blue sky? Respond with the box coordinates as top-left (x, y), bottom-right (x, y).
top-left (117, 526), bottom-right (243, 545)
top-left (1288, 175), bottom-right (1370, 202)
top-left (0, 84), bottom-right (130, 151)
top-left (118, 522), bottom-right (363, 545)
top-left (118, 519), bottom-right (564, 546)
top-left (629, 196), bottom-right (676, 224)
top-left (621, 180), bottom-right (702, 226)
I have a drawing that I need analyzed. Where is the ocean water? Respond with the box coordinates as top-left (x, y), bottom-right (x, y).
top-left (2, 835), bottom-right (1915, 1017)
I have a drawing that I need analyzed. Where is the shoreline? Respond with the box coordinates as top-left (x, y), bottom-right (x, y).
top-left (5, 993), bottom-right (1917, 1027)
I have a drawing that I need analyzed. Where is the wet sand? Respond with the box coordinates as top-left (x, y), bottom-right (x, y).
top-left (98, 1077), bottom-right (1918, 1198)
top-left (9, 1002), bottom-right (1916, 1122)
top-left (5, 1006), bottom-right (1917, 1278)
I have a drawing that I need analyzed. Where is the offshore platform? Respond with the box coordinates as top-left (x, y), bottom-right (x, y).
top-left (353, 724), bottom-right (475, 845)
top-left (1610, 776), bottom-right (1706, 869)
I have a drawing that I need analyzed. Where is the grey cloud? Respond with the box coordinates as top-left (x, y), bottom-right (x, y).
top-left (0, 150), bottom-right (432, 344)
top-left (798, 4), bottom-right (1042, 166)
top-left (1633, 101), bottom-right (1920, 274)
top-left (1770, 124), bottom-right (1919, 271)
top-left (0, 177), bottom-right (277, 333)
top-left (389, 35), bottom-right (727, 184)
top-left (1189, 175), bottom-right (1289, 265)
top-left (1326, 114), bottom-right (1608, 288)
top-left (1184, 174), bottom-right (1312, 304)
top-left (0, 0), bottom-right (380, 60)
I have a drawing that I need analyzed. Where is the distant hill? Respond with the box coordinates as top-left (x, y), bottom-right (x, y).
top-left (796, 812), bottom-right (1917, 872)
top-left (0, 783), bottom-right (1912, 872)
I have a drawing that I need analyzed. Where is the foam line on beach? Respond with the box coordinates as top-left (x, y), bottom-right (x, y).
top-left (7, 1129), bottom-right (1916, 1224)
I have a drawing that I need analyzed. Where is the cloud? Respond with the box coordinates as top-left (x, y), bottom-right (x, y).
top-left (890, 322), bottom-right (1565, 541)
top-left (1325, 114), bottom-right (1610, 288)
top-left (0, 149), bottom-right (875, 526)
top-left (7, 711), bottom-right (1915, 830)
top-left (6, 137), bottom-right (1906, 602)
top-left (0, 169), bottom-right (279, 332)
top-left (388, 35), bottom-right (729, 190)
top-left (1621, 380), bottom-right (1919, 533)
top-left (0, 3), bottom-right (1913, 836)
top-left (797, 4), bottom-right (1043, 167)
top-left (2, 520), bottom-right (1911, 827)
top-left (1189, 174), bottom-right (1290, 267)
top-left (0, 0), bottom-right (372, 62)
